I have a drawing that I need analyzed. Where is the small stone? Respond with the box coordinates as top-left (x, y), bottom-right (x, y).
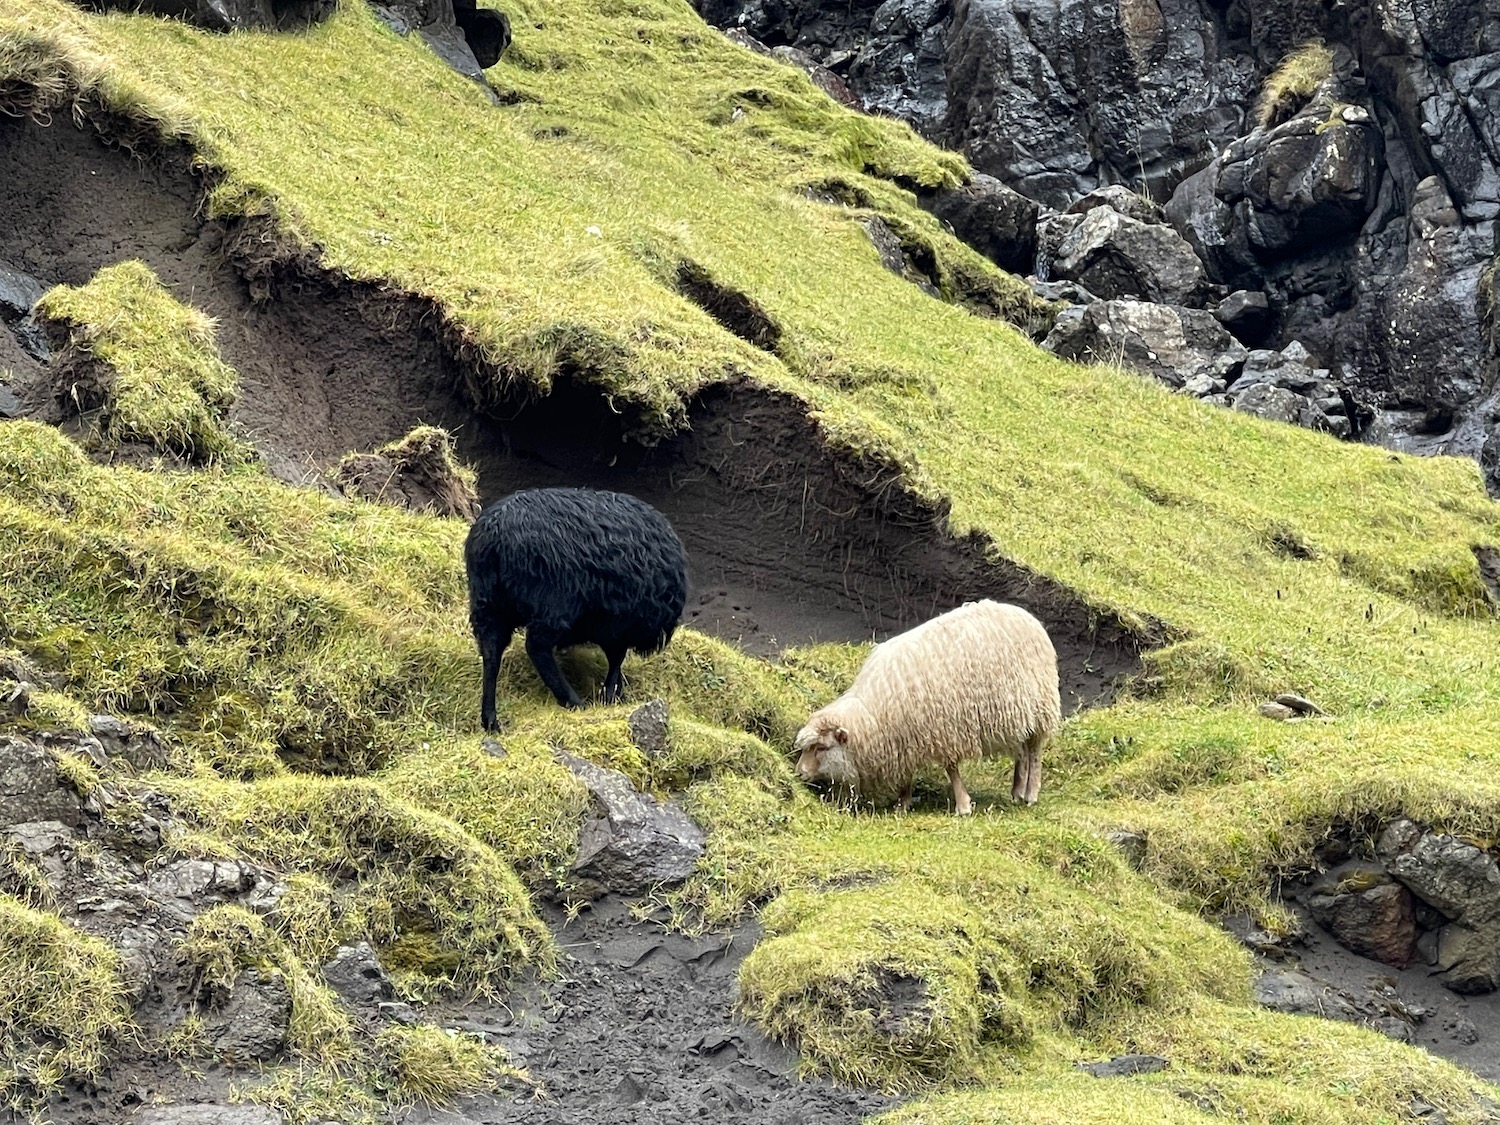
top-left (1370, 1015), bottom-right (1413, 1041)
top-left (1104, 828), bottom-right (1147, 870)
top-left (377, 1000), bottom-right (421, 1025)
top-left (4, 680), bottom-right (32, 716)
top-left (1258, 701), bottom-right (1296, 721)
top-left (0, 385), bottom-right (23, 419)
top-left (481, 737), bottom-right (507, 759)
top-left (1376, 818), bottom-right (1423, 859)
top-left (1273, 693), bottom-right (1325, 716)
top-left (627, 698), bottom-right (670, 760)
top-left (322, 941), bottom-right (395, 1010)
top-left (1446, 1016), bottom-right (1480, 1044)
top-left (1078, 1053), bottom-right (1169, 1077)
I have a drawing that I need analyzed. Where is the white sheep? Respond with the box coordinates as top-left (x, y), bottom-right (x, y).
top-left (794, 600), bottom-right (1060, 814)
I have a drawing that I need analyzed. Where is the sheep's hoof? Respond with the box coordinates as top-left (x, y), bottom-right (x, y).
top-left (955, 804), bottom-right (973, 817)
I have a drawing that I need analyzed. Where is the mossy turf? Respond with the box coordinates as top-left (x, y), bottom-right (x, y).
top-left (37, 259), bottom-right (243, 462)
top-left (0, 0), bottom-right (1498, 1121)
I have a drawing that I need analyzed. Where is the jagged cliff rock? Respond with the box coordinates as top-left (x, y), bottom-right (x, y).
top-left (697, 0), bottom-right (1500, 493)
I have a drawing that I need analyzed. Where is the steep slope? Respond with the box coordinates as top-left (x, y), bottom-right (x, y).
top-left (0, 0), bottom-right (1499, 1123)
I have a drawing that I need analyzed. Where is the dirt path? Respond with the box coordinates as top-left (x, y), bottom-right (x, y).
top-left (416, 897), bottom-right (894, 1125)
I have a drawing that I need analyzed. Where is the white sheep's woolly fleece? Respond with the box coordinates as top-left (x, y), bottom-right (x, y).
top-left (805, 599), bottom-right (1061, 791)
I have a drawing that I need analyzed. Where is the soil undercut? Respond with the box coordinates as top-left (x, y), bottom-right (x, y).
top-left (449, 378), bottom-right (1148, 710)
top-left (0, 112), bottom-right (1148, 707)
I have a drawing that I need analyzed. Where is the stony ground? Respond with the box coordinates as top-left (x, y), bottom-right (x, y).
top-left (419, 897), bottom-right (895, 1125)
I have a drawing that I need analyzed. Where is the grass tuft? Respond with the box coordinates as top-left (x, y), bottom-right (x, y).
top-left (1254, 41), bottom-right (1334, 128)
top-left (0, 895), bottom-right (133, 1115)
top-left (37, 260), bottom-right (245, 463)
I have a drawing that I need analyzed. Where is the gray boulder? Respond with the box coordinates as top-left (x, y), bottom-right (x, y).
top-left (921, 173), bottom-right (1040, 275)
top-left (322, 941), bottom-right (397, 1010)
top-left (1306, 862), bottom-right (1417, 968)
top-left (0, 737), bottom-right (84, 828)
top-left (199, 968), bottom-right (292, 1061)
top-left (1384, 831), bottom-right (1500, 993)
top-left (1066, 185), bottom-right (1167, 225)
top-left (1215, 290), bottom-right (1271, 345)
top-left (557, 751), bottom-right (705, 898)
top-left (1043, 299), bottom-right (1245, 389)
top-left (1231, 383), bottom-right (1304, 427)
top-left (1051, 207), bottom-right (1207, 306)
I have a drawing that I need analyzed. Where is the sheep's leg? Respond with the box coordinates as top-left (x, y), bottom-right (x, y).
top-left (601, 646), bottom-right (628, 705)
top-left (525, 626), bottom-right (584, 709)
top-left (947, 765), bottom-right (973, 816)
top-left (1022, 733), bottom-right (1045, 805)
top-left (897, 780), bottom-right (915, 812)
top-left (1010, 755), bottom-right (1027, 804)
top-left (473, 618), bottom-right (513, 733)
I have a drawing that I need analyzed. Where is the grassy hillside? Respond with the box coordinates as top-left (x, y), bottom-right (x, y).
top-left (2, 0), bottom-right (1500, 1120)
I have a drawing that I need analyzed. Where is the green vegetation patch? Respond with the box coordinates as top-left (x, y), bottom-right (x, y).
top-left (1254, 40), bottom-right (1334, 127)
top-left (160, 776), bottom-right (552, 994)
top-left (182, 904), bottom-right (355, 1064)
top-left (37, 260), bottom-right (243, 462)
top-left (374, 1023), bottom-right (529, 1105)
top-left (0, 895), bottom-right (133, 1115)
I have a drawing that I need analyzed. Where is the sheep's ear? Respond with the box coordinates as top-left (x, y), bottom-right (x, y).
top-left (834, 727), bottom-right (848, 745)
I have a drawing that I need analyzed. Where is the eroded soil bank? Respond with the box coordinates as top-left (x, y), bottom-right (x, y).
top-left (0, 112), bottom-right (1148, 708)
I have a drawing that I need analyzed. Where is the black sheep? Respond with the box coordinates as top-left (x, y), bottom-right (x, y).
top-left (464, 487), bottom-right (688, 727)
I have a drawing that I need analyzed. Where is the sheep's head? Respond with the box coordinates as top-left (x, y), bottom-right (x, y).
top-left (794, 715), bottom-right (856, 786)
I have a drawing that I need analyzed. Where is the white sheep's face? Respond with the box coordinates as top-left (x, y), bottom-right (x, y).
top-left (794, 719), bottom-right (856, 786)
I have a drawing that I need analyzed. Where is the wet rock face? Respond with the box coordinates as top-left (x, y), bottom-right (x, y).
top-left (1286, 818), bottom-right (1500, 996)
top-left (1051, 207), bottom-right (1207, 306)
top-left (374, 0), bottom-right (512, 90)
top-left (920, 174), bottom-right (1040, 275)
top-left (1043, 299), bottom-right (1245, 390)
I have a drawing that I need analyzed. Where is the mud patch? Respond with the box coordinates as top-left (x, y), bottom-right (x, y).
top-left (1247, 896), bottom-right (1500, 1084)
top-left (421, 896), bottom-right (895, 1125)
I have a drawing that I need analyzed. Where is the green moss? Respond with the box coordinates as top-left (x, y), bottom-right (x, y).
top-left (236, 1064), bottom-right (380, 1125)
top-left (37, 260), bottom-right (244, 462)
top-left (737, 822), bottom-right (1247, 1091)
top-left (382, 736), bottom-right (590, 888)
top-left (652, 717), bottom-right (795, 793)
top-left (0, 895), bottom-right (133, 1115)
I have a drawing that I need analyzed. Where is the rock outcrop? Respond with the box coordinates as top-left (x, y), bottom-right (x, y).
top-left (693, 0), bottom-right (1500, 492)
